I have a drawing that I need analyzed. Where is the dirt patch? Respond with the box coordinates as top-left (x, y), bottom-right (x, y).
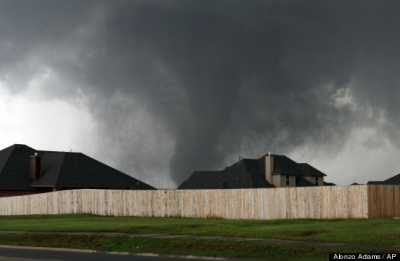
top-left (206, 214), bottom-right (224, 219)
top-left (289, 230), bottom-right (327, 237)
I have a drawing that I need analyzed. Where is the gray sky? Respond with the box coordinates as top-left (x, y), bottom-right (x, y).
top-left (1, 0), bottom-right (400, 188)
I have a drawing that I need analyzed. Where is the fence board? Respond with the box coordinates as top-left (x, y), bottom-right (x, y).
top-left (395, 186), bottom-right (400, 217)
top-left (368, 185), bottom-right (376, 218)
top-left (0, 185), bottom-right (397, 220)
top-left (382, 186), bottom-right (392, 217)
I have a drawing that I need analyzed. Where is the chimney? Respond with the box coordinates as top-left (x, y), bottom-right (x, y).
top-left (30, 152), bottom-right (41, 182)
top-left (265, 153), bottom-right (273, 183)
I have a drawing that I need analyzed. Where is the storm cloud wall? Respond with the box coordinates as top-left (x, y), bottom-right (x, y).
top-left (1, 1), bottom-right (400, 188)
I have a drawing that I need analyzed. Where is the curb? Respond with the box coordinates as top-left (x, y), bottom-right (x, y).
top-left (0, 245), bottom-right (263, 261)
top-left (0, 245), bottom-right (96, 253)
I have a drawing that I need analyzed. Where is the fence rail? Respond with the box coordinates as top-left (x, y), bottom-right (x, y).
top-left (0, 185), bottom-right (399, 219)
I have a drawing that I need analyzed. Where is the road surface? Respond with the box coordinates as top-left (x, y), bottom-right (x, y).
top-left (0, 246), bottom-right (227, 261)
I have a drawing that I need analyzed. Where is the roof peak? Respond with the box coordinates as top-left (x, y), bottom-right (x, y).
top-left (261, 153), bottom-right (284, 157)
top-left (1, 144), bottom-right (84, 155)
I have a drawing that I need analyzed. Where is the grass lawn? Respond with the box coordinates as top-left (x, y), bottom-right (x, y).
top-left (0, 215), bottom-right (398, 246)
top-left (0, 234), bottom-right (391, 261)
top-left (0, 215), bottom-right (398, 260)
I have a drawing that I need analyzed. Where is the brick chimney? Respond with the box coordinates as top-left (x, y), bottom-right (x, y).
top-left (30, 152), bottom-right (41, 182)
top-left (265, 153), bottom-right (273, 183)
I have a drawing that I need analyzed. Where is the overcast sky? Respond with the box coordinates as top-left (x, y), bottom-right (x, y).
top-left (1, 0), bottom-right (400, 188)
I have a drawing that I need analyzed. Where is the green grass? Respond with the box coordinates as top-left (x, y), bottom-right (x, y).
top-left (0, 215), bottom-right (398, 246)
top-left (0, 234), bottom-right (391, 261)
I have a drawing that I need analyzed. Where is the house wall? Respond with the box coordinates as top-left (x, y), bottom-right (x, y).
top-left (318, 177), bottom-right (324, 186)
top-left (272, 175), bottom-right (295, 187)
top-left (302, 176), bottom-right (325, 186)
top-left (1, 185), bottom-right (396, 219)
top-left (303, 176), bottom-right (313, 183)
top-left (272, 174), bottom-right (281, 187)
top-left (287, 175), bottom-right (296, 187)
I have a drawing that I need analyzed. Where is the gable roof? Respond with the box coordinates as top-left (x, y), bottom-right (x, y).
top-left (0, 144), bottom-right (155, 190)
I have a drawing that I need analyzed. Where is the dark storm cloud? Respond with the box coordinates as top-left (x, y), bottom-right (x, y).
top-left (1, 0), bottom-right (400, 186)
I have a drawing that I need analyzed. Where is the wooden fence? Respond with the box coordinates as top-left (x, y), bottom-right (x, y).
top-left (0, 185), bottom-right (398, 219)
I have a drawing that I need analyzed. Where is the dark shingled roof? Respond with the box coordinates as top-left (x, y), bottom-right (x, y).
top-left (178, 159), bottom-right (275, 189)
top-left (0, 144), bottom-right (155, 190)
top-left (298, 163), bottom-right (327, 177)
top-left (295, 177), bottom-right (316, 187)
top-left (268, 155), bottom-right (305, 176)
top-left (263, 155), bottom-right (327, 177)
top-left (367, 181), bottom-right (384, 185)
top-left (0, 144), bottom-right (37, 190)
top-left (382, 173), bottom-right (400, 184)
top-left (179, 153), bottom-right (328, 189)
top-left (368, 173), bottom-right (400, 185)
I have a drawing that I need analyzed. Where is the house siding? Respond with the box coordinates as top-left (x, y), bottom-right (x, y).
top-left (272, 174), bottom-right (281, 187)
top-left (302, 176), bottom-right (324, 186)
top-left (318, 176), bottom-right (324, 186)
top-left (273, 175), bottom-right (296, 187)
top-left (284, 175), bottom-right (296, 187)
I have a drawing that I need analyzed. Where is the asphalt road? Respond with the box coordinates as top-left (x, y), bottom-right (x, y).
top-left (0, 246), bottom-right (225, 261)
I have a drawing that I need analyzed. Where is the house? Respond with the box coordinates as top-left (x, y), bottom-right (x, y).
top-left (0, 144), bottom-right (155, 197)
top-left (178, 153), bottom-right (328, 189)
top-left (367, 173), bottom-right (400, 185)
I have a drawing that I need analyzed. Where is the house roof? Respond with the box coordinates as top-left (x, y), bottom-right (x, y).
top-left (298, 163), bottom-right (327, 177)
top-left (382, 173), bottom-right (400, 184)
top-left (0, 144), bottom-right (155, 190)
top-left (296, 177), bottom-right (316, 187)
top-left (0, 144), bottom-right (36, 190)
top-left (368, 173), bottom-right (400, 185)
top-left (367, 181), bottom-right (383, 185)
top-left (258, 154), bottom-right (327, 177)
top-left (178, 159), bottom-right (275, 189)
top-left (179, 153), bottom-right (328, 189)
